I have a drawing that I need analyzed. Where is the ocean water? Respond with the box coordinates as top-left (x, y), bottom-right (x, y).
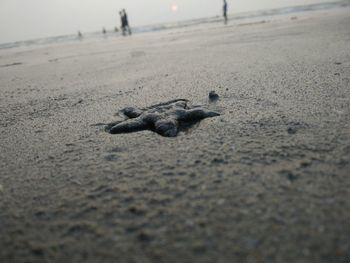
top-left (0, 0), bottom-right (348, 50)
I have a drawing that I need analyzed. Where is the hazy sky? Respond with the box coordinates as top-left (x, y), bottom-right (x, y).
top-left (0, 0), bottom-right (334, 43)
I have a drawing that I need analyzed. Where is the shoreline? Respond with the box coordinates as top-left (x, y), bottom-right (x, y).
top-left (0, 0), bottom-right (348, 50)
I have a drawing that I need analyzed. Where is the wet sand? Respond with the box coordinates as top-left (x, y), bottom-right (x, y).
top-left (1, 7), bottom-right (350, 263)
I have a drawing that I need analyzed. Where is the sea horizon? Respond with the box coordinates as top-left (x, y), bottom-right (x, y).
top-left (0, 0), bottom-right (348, 50)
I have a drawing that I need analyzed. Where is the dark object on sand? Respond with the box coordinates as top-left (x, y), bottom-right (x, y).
top-left (106, 99), bottom-right (220, 137)
top-left (0, 62), bottom-right (23, 68)
top-left (287, 127), bottom-right (297, 134)
top-left (209, 91), bottom-right (219, 101)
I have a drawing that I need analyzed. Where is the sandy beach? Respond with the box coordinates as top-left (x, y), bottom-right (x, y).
top-left (1, 6), bottom-right (350, 263)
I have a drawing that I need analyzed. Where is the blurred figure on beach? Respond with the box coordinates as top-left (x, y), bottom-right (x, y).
top-left (77, 30), bottom-right (83, 39)
top-left (102, 27), bottom-right (107, 34)
top-left (223, 0), bottom-right (228, 24)
top-left (120, 9), bottom-right (132, 36)
top-left (119, 11), bottom-right (125, 35)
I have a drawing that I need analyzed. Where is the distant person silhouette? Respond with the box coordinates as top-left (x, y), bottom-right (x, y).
top-left (123, 9), bottom-right (132, 35)
top-left (120, 11), bottom-right (126, 35)
top-left (102, 27), bottom-right (107, 34)
top-left (77, 31), bottom-right (83, 39)
top-left (120, 9), bottom-right (132, 36)
top-left (223, 0), bottom-right (228, 24)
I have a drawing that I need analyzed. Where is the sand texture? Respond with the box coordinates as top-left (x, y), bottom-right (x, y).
top-left (1, 7), bottom-right (350, 263)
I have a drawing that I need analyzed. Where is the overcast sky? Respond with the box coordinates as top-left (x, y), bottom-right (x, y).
top-left (0, 0), bottom-right (334, 43)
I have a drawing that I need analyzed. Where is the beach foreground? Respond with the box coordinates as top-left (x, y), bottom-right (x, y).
top-left (1, 7), bottom-right (350, 263)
